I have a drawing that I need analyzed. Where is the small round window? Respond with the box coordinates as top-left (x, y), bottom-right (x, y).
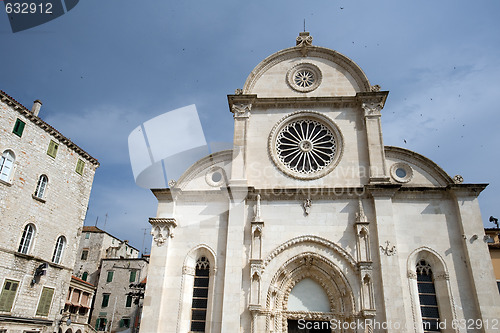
top-left (390, 163), bottom-right (413, 183)
top-left (287, 63), bottom-right (322, 93)
top-left (205, 167), bottom-right (225, 187)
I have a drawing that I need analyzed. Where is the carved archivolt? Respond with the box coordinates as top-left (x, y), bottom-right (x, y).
top-left (263, 235), bottom-right (357, 268)
top-left (149, 218), bottom-right (177, 247)
top-left (264, 252), bottom-right (360, 333)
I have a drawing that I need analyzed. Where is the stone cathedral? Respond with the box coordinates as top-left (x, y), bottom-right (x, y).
top-left (140, 33), bottom-right (500, 333)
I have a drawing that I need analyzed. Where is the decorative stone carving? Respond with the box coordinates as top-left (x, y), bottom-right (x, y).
top-left (379, 240), bottom-right (396, 256)
top-left (453, 174), bottom-right (464, 184)
top-left (356, 197), bottom-right (368, 223)
top-left (407, 270), bottom-right (417, 280)
top-left (433, 272), bottom-right (450, 281)
top-left (149, 217), bottom-right (177, 247)
top-left (251, 261), bottom-right (264, 278)
top-left (253, 194), bottom-right (263, 222)
top-left (263, 235), bottom-right (357, 268)
top-left (303, 199), bottom-right (312, 215)
top-left (168, 179), bottom-right (176, 187)
top-left (232, 103), bottom-right (251, 118)
top-left (182, 265), bottom-right (195, 276)
top-left (370, 84), bottom-right (381, 92)
top-left (296, 31), bottom-right (313, 57)
top-left (234, 88), bottom-right (243, 95)
top-left (361, 102), bottom-right (383, 117)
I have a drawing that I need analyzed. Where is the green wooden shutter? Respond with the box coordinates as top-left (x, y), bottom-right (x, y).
top-left (106, 271), bottom-right (113, 282)
top-left (129, 270), bottom-right (136, 282)
top-left (82, 272), bottom-right (88, 281)
top-left (47, 140), bottom-right (59, 158)
top-left (36, 287), bottom-right (54, 316)
top-left (12, 119), bottom-right (25, 137)
top-left (0, 279), bottom-right (19, 312)
top-left (126, 295), bottom-right (132, 307)
top-left (102, 294), bottom-right (110, 307)
top-left (119, 319), bottom-right (124, 328)
top-left (75, 159), bottom-right (85, 175)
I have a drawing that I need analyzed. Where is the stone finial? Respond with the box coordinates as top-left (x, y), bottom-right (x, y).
top-left (253, 194), bottom-right (263, 222)
top-left (453, 175), bottom-right (464, 184)
top-left (296, 32), bottom-right (313, 57)
top-left (296, 31), bottom-right (313, 46)
top-left (356, 198), bottom-right (368, 223)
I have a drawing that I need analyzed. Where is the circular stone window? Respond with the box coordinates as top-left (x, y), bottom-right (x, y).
top-left (205, 167), bottom-right (225, 187)
top-left (287, 63), bottom-right (322, 93)
top-left (269, 111), bottom-right (343, 180)
top-left (390, 162), bottom-right (413, 183)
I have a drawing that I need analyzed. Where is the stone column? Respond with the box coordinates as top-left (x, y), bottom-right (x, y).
top-left (140, 217), bottom-right (176, 333)
top-left (369, 185), bottom-right (410, 332)
top-left (450, 184), bottom-right (500, 332)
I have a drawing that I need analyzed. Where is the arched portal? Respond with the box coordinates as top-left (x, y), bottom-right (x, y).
top-left (265, 252), bottom-right (357, 333)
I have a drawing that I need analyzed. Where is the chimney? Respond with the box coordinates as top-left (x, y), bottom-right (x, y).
top-left (31, 100), bottom-right (42, 116)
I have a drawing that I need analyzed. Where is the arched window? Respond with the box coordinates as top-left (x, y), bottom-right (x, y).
top-left (190, 257), bottom-right (210, 332)
top-left (416, 260), bottom-right (441, 332)
top-left (0, 150), bottom-right (15, 182)
top-left (18, 223), bottom-right (35, 254)
top-left (34, 175), bottom-right (48, 199)
top-left (52, 236), bottom-right (66, 264)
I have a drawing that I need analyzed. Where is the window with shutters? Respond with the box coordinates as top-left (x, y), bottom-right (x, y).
top-left (102, 293), bottom-right (110, 308)
top-left (190, 257), bottom-right (210, 332)
top-left (47, 140), bottom-right (59, 158)
top-left (106, 271), bottom-right (114, 283)
top-left (416, 260), bottom-right (441, 332)
top-left (34, 175), bottom-right (48, 199)
top-left (82, 272), bottom-right (88, 281)
top-left (126, 295), bottom-right (133, 308)
top-left (75, 159), bottom-right (85, 175)
top-left (120, 317), bottom-right (131, 328)
top-left (96, 318), bottom-right (107, 331)
top-left (129, 270), bottom-right (136, 282)
top-left (52, 236), bottom-right (66, 264)
top-left (36, 287), bottom-right (54, 316)
top-left (0, 279), bottom-right (19, 312)
top-left (12, 119), bottom-right (25, 137)
top-left (18, 223), bottom-right (36, 254)
top-left (0, 150), bottom-right (15, 183)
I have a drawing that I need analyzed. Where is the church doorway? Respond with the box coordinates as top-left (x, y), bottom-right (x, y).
top-left (287, 319), bottom-right (331, 333)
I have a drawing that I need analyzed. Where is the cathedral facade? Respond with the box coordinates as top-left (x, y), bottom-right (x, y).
top-left (140, 33), bottom-right (500, 333)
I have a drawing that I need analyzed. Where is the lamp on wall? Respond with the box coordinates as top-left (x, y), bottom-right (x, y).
top-left (59, 314), bottom-right (71, 326)
top-left (489, 216), bottom-right (499, 228)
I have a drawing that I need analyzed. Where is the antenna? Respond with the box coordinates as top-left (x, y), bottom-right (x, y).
top-left (94, 216), bottom-right (99, 227)
top-left (303, 19), bottom-right (306, 32)
top-left (141, 228), bottom-right (148, 255)
top-left (103, 213), bottom-right (108, 229)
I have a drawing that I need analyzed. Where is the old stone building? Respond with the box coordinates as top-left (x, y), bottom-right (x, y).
top-left (74, 226), bottom-right (140, 286)
top-left (92, 257), bottom-right (148, 332)
top-left (58, 275), bottom-right (96, 333)
top-left (484, 226), bottom-right (500, 293)
top-left (0, 90), bottom-right (99, 332)
top-left (140, 33), bottom-right (500, 333)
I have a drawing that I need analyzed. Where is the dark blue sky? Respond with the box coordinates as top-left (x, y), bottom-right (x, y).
top-left (2, 0), bottom-right (499, 253)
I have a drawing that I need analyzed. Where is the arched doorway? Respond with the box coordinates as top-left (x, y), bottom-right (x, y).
top-left (265, 252), bottom-right (356, 333)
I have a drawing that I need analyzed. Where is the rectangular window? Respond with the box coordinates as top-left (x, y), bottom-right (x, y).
top-left (85, 232), bottom-right (90, 239)
top-left (81, 249), bottom-right (89, 260)
top-left (47, 140), bottom-right (59, 158)
top-left (75, 159), bottom-right (85, 175)
top-left (120, 318), bottom-right (131, 328)
top-left (35, 287), bottom-right (54, 316)
top-left (101, 293), bottom-right (110, 308)
top-left (129, 270), bottom-right (136, 282)
top-left (0, 279), bottom-right (19, 312)
top-left (96, 317), bottom-right (107, 331)
top-left (106, 271), bottom-right (114, 283)
top-left (126, 295), bottom-right (133, 308)
top-left (12, 119), bottom-right (25, 137)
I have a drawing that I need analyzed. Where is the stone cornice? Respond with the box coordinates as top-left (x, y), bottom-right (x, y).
top-left (227, 93), bottom-right (391, 112)
top-left (0, 90), bottom-right (100, 166)
top-left (446, 183), bottom-right (488, 198)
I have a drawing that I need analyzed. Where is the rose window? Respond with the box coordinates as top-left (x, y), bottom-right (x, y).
top-left (275, 119), bottom-right (336, 174)
top-left (294, 70), bottom-right (315, 88)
